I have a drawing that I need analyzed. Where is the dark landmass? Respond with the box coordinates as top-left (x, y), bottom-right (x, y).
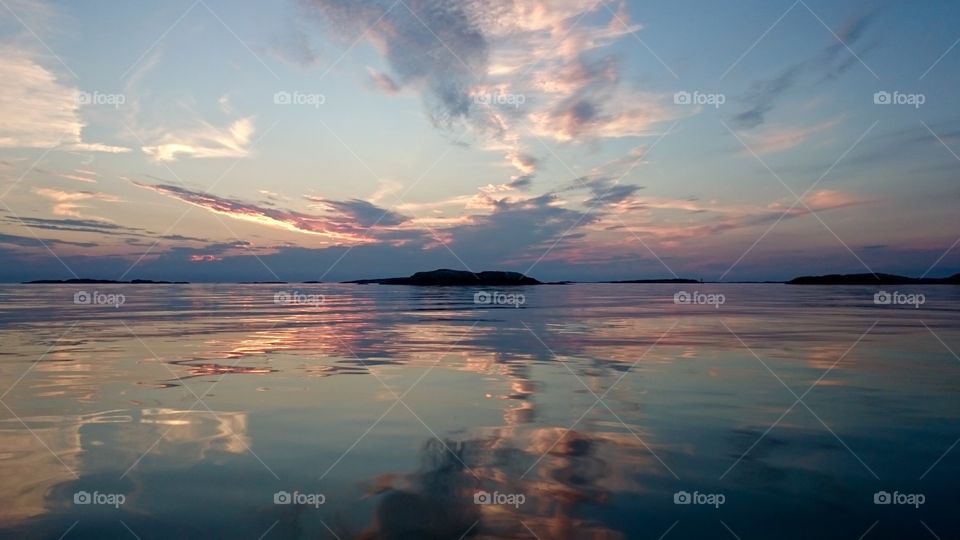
top-left (21, 271), bottom-right (960, 286)
top-left (605, 278), bottom-right (700, 284)
top-left (24, 278), bottom-right (188, 284)
top-left (787, 273), bottom-right (960, 285)
top-left (346, 268), bottom-right (542, 286)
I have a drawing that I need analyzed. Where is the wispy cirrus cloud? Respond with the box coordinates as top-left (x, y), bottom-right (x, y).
top-left (141, 117), bottom-right (256, 162)
top-left (739, 117), bottom-right (842, 155)
top-left (134, 181), bottom-right (409, 243)
top-left (0, 47), bottom-right (130, 153)
top-left (33, 188), bottom-right (122, 219)
top-left (732, 9), bottom-right (879, 129)
top-left (299, 0), bottom-right (678, 185)
top-left (305, 196), bottom-right (410, 227)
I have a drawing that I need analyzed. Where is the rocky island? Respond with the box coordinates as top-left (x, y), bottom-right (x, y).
top-left (787, 273), bottom-right (960, 285)
top-left (345, 268), bottom-right (542, 286)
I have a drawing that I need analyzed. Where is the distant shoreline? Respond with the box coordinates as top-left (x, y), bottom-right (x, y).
top-left (16, 271), bottom-right (960, 286)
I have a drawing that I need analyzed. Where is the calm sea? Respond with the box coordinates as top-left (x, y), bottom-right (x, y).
top-left (0, 283), bottom-right (957, 539)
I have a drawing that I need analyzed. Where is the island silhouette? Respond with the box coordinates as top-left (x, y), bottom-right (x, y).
top-left (21, 270), bottom-right (960, 285)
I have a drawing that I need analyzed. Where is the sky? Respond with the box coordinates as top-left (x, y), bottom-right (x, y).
top-left (0, 0), bottom-right (958, 282)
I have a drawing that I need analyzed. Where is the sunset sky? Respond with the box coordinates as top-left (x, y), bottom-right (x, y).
top-left (0, 0), bottom-right (957, 282)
